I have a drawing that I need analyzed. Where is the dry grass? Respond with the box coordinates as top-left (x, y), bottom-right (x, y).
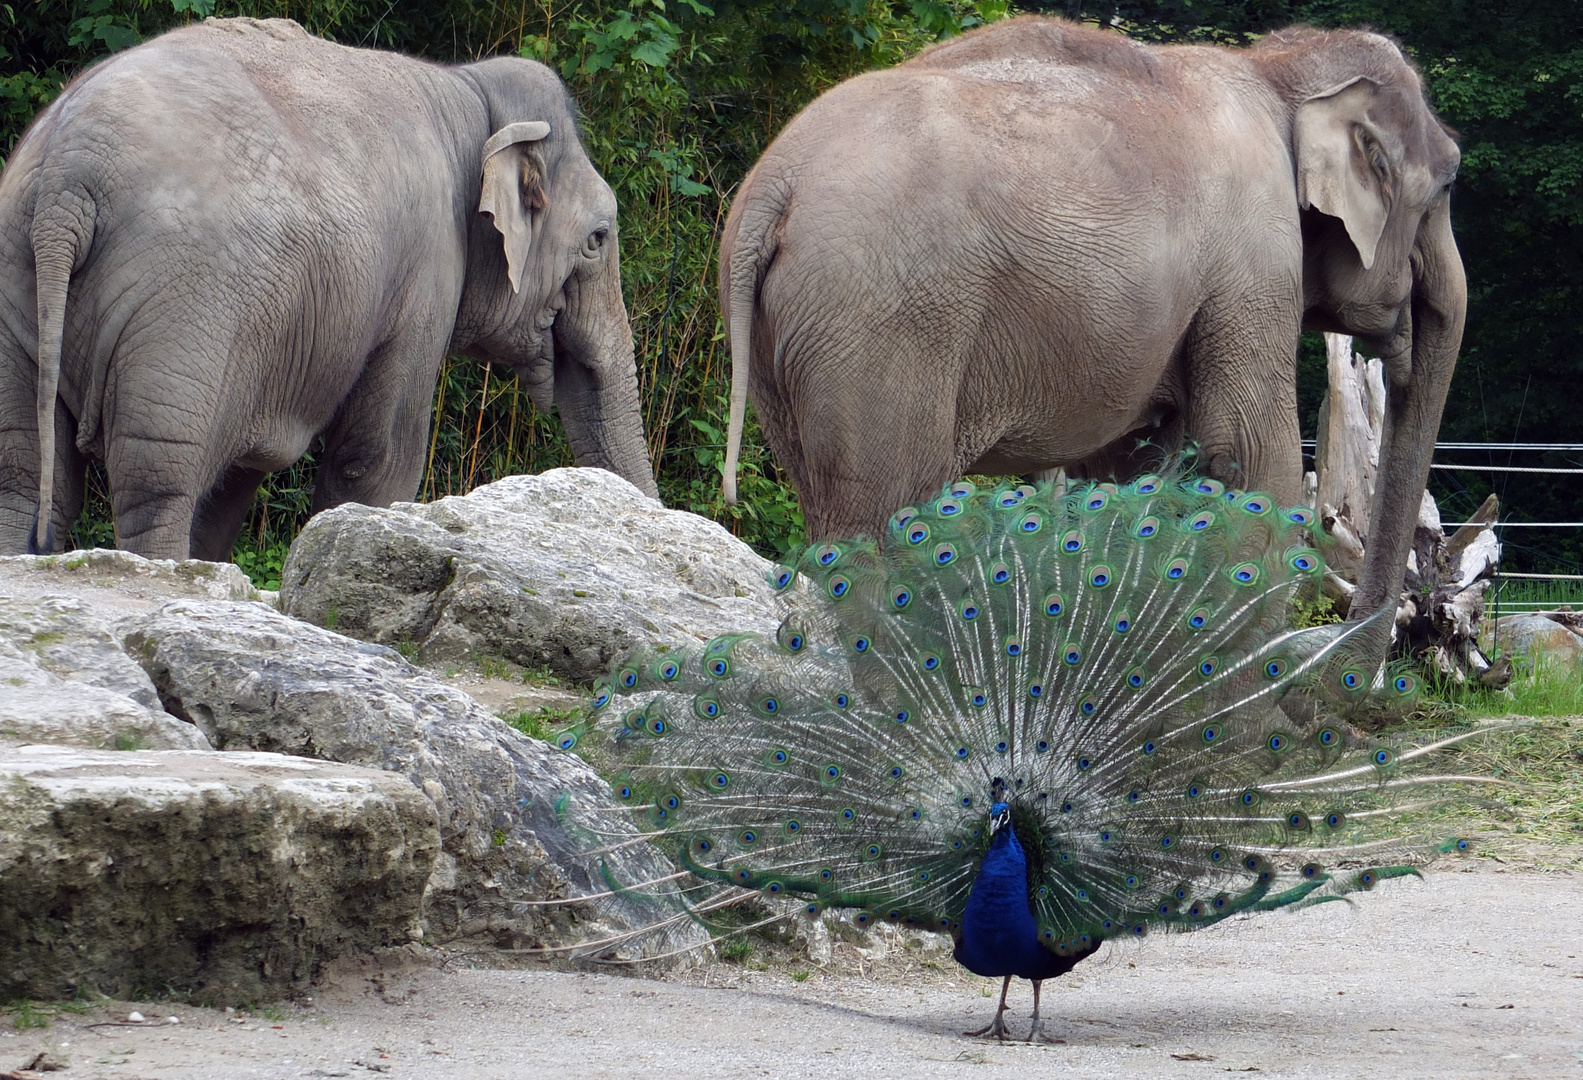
top-left (1395, 654), bottom-right (1583, 869)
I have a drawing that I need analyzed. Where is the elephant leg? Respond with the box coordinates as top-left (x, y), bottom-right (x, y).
top-left (795, 399), bottom-right (967, 541)
top-left (0, 333), bottom-right (39, 552)
top-left (104, 368), bottom-right (228, 560)
top-left (47, 400), bottom-right (86, 549)
top-left (0, 400), bottom-right (85, 553)
top-left (744, 357), bottom-right (814, 509)
top-left (313, 334), bottom-right (445, 512)
top-left (1182, 299), bottom-right (1304, 504)
top-left (108, 462), bottom-right (203, 560)
top-left (190, 464), bottom-right (267, 562)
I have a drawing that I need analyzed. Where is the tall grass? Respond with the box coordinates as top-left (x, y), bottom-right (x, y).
top-left (1487, 576), bottom-right (1583, 615)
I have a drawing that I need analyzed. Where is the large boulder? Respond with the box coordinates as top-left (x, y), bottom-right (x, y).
top-left (124, 599), bottom-right (705, 954)
top-left (0, 596), bottom-right (211, 750)
top-left (0, 745), bottom-right (439, 1002)
top-left (1479, 613), bottom-right (1583, 671)
top-left (277, 468), bottom-right (781, 682)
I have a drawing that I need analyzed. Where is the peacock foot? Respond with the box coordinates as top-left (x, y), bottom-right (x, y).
top-left (964, 1014), bottom-right (1009, 1040)
top-left (1024, 1016), bottom-right (1065, 1044)
top-left (966, 976), bottom-right (1013, 1039)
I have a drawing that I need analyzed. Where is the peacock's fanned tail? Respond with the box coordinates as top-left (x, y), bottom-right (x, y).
top-left (553, 475), bottom-right (1500, 959)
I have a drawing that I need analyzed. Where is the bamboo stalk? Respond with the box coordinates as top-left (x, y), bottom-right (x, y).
top-left (506, 379), bottom-right (520, 474)
top-left (466, 360), bottom-right (493, 493)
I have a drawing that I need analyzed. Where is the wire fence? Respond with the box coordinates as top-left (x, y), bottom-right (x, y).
top-left (1425, 443), bottom-right (1579, 618)
top-left (1301, 439), bottom-right (1581, 618)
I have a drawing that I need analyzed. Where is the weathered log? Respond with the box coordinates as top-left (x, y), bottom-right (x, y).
top-left (1395, 485), bottom-right (1503, 685)
top-left (1313, 333), bottom-right (1385, 550)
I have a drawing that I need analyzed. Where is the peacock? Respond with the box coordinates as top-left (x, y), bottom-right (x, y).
top-left (547, 473), bottom-right (1501, 1040)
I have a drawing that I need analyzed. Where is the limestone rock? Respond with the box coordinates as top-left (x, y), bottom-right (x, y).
top-left (125, 599), bottom-right (705, 955)
top-left (0, 548), bottom-right (257, 607)
top-left (0, 745), bottom-right (439, 1002)
top-left (277, 468), bottom-right (780, 683)
top-left (0, 597), bottom-right (210, 750)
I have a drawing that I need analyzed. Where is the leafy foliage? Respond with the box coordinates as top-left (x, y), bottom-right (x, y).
top-left (1043, 1), bottom-right (1583, 576)
top-left (6, 0), bottom-right (1579, 585)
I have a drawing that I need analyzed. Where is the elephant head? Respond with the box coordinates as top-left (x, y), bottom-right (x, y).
top-left (452, 58), bottom-right (658, 498)
top-left (1253, 29), bottom-right (1466, 620)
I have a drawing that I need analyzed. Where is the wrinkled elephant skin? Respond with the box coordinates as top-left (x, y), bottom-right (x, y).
top-left (0, 17), bottom-right (656, 561)
top-left (720, 18), bottom-right (1463, 630)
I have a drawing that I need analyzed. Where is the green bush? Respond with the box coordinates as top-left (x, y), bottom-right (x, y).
top-left (10, 0), bottom-right (997, 582)
top-left (10, 0), bottom-right (1580, 586)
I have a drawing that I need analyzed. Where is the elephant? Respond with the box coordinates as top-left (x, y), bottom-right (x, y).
top-left (719, 17), bottom-right (1464, 624)
top-left (0, 16), bottom-right (657, 562)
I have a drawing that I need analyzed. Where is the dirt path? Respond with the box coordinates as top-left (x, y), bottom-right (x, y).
top-left (5, 863), bottom-right (1580, 1080)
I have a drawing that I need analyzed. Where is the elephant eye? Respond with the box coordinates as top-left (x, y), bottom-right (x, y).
top-left (584, 226), bottom-right (609, 257)
top-left (1359, 132), bottom-right (1391, 184)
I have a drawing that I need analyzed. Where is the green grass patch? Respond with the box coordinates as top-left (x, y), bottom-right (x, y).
top-left (501, 705), bottom-right (584, 743)
top-left (517, 662), bottom-right (567, 688)
top-left (1428, 717), bottom-right (1582, 863)
top-left (1400, 654), bottom-right (1583, 864)
top-left (1423, 654), bottom-right (1583, 719)
top-left (231, 538), bottom-right (290, 592)
top-left (475, 653), bottom-right (521, 681)
top-left (0, 994), bottom-right (97, 1028)
top-left (4, 999), bottom-right (52, 1029)
top-left (717, 938), bottom-right (755, 962)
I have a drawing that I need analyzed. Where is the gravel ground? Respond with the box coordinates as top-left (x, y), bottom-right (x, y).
top-left (5, 862), bottom-right (1580, 1080)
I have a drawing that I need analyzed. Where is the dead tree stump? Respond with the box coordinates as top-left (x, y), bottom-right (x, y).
top-left (1305, 334), bottom-right (1505, 685)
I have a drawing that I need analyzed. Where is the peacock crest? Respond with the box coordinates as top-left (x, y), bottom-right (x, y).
top-left (550, 473), bottom-right (1499, 1020)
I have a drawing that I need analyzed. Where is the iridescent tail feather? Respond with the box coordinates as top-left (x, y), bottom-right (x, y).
top-left (539, 472), bottom-right (1509, 963)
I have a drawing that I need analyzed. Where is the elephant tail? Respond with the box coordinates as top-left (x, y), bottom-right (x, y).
top-left (28, 215), bottom-right (82, 554)
top-left (720, 179), bottom-right (785, 506)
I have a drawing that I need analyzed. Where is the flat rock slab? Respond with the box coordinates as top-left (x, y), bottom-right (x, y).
top-left (278, 468), bottom-right (780, 683)
top-left (3, 865), bottom-right (1577, 1078)
top-left (0, 548), bottom-right (258, 614)
top-left (125, 598), bottom-right (706, 955)
top-left (0, 596), bottom-right (211, 750)
top-left (0, 745), bottom-right (439, 1002)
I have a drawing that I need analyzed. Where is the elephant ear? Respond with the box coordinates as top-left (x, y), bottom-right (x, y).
top-left (479, 120), bottom-right (552, 294)
top-left (1294, 79), bottom-right (1390, 271)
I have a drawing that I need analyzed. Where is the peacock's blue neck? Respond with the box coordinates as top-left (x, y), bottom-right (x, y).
top-left (954, 810), bottom-right (1065, 980)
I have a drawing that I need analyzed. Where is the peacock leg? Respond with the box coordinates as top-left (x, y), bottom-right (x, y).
top-left (965, 976), bottom-right (1012, 1039)
top-left (1025, 979), bottom-right (1061, 1043)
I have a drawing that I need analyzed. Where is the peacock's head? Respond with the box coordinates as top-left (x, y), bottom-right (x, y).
top-left (988, 775), bottom-right (1013, 834)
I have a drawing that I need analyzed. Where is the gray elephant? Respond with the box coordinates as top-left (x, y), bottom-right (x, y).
top-left (0, 16), bottom-right (657, 562)
top-left (720, 18), bottom-right (1463, 620)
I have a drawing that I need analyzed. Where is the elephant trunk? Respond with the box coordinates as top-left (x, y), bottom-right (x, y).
top-left (1351, 198), bottom-right (1465, 635)
top-left (552, 253), bottom-right (659, 499)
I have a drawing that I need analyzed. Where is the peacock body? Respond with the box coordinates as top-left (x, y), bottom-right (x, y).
top-left (553, 474), bottom-right (1496, 1039)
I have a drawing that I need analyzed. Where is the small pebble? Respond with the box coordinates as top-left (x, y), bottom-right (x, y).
top-left (166, 1016), bottom-right (181, 1025)
top-left (127, 1011), bottom-right (146, 1023)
